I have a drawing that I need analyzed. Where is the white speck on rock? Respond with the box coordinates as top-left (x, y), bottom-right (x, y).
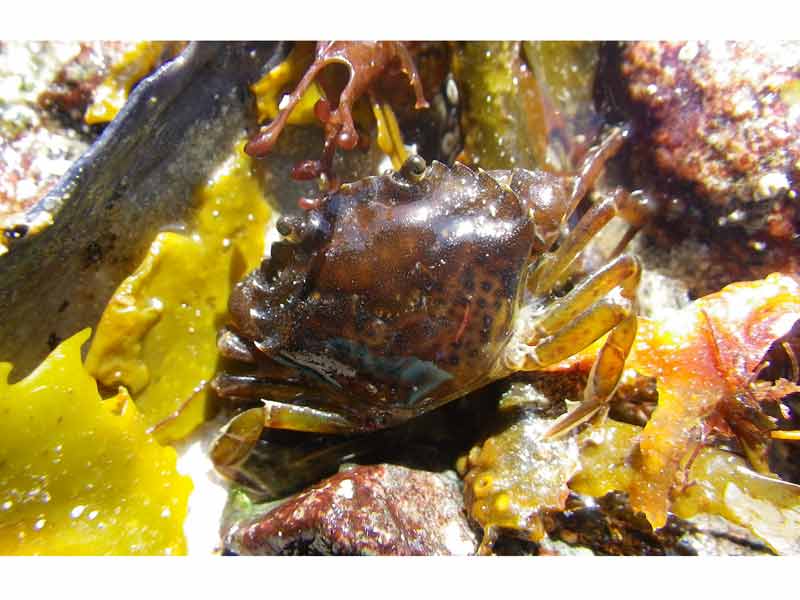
top-left (678, 42), bottom-right (699, 63)
top-left (754, 171), bottom-right (790, 201)
top-left (441, 520), bottom-right (475, 555)
top-left (337, 479), bottom-right (355, 500)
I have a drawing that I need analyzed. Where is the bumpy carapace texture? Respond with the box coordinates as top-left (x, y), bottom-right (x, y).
top-left (218, 160), bottom-right (541, 432)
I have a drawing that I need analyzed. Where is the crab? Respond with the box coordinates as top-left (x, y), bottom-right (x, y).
top-left (211, 125), bottom-right (648, 469)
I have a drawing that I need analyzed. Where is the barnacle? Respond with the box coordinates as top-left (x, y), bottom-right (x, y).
top-left (85, 142), bottom-right (271, 442)
top-left (0, 330), bottom-right (192, 555)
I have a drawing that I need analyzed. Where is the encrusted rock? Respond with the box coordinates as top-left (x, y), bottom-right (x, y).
top-left (0, 41), bottom-right (106, 223)
top-left (223, 464), bottom-right (479, 555)
top-left (623, 41), bottom-right (800, 239)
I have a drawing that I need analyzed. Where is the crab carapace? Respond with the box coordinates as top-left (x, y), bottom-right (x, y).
top-left (212, 125), bottom-right (646, 466)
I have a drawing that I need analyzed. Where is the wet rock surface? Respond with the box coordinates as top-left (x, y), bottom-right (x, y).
top-left (223, 464), bottom-right (479, 555)
top-left (35, 42), bottom-right (129, 128)
top-left (547, 493), bottom-right (771, 556)
top-left (622, 41), bottom-right (800, 240)
top-left (0, 42), bottom-right (286, 377)
top-left (631, 228), bottom-right (800, 301)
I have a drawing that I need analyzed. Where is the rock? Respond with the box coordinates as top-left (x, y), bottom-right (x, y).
top-left (0, 42), bottom-right (286, 376)
top-left (548, 493), bottom-right (772, 556)
top-left (222, 464), bottom-right (479, 555)
top-left (483, 492), bottom-right (773, 556)
top-left (0, 41), bottom-right (100, 223)
top-left (36, 42), bottom-right (129, 127)
top-left (622, 41), bottom-right (800, 240)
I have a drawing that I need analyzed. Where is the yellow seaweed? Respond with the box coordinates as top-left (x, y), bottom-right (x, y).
top-left (86, 143), bottom-right (271, 443)
top-left (461, 385), bottom-right (582, 552)
top-left (0, 330), bottom-right (192, 555)
top-left (251, 42), bottom-right (323, 126)
top-left (571, 419), bottom-right (800, 555)
top-left (627, 273), bottom-right (800, 529)
top-left (463, 413), bottom-right (580, 547)
top-left (451, 42), bottom-right (539, 170)
top-left (537, 273), bottom-right (800, 532)
top-left (85, 42), bottom-right (183, 125)
top-left (372, 101), bottom-right (408, 170)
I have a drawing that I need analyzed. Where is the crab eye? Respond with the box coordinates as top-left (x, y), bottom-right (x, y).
top-left (401, 155), bottom-right (427, 182)
top-left (276, 216), bottom-right (295, 237)
top-left (276, 215), bottom-right (305, 241)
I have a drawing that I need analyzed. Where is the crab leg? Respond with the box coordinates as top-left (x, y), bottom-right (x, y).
top-left (210, 406), bottom-right (268, 468)
top-left (518, 254), bottom-right (640, 438)
top-left (217, 328), bottom-right (259, 363)
top-left (543, 313), bottom-right (638, 439)
top-left (217, 329), bottom-right (305, 381)
top-left (527, 298), bottom-right (634, 367)
top-left (531, 254), bottom-right (640, 339)
top-left (212, 373), bottom-right (308, 402)
top-left (567, 125), bottom-right (629, 218)
top-left (213, 369), bottom-right (359, 435)
top-left (531, 189), bottom-right (625, 295)
top-left (260, 400), bottom-right (358, 434)
top-left (216, 399), bottom-right (357, 439)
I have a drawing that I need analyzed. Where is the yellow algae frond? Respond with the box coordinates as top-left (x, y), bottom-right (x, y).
top-left (0, 330), bottom-right (192, 555)
top-left (372, 101), bottom-right (408, 170)
top-left (86, 142), bottom-right (271, 443)
top-left (569, 419), bottom-right (641, 499)
top-left (570, 419), bottom-right (800, 554)
top-left (627, 273), bottom-right (800, 529)
top-left (85, 42), bottom-right (184, 125)
top-left (540, 274), bottom-right (800, 532)
top-left (251, 42), bottom-right (323, 126)
top-left (463, 391), bottom-right (581, 550)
